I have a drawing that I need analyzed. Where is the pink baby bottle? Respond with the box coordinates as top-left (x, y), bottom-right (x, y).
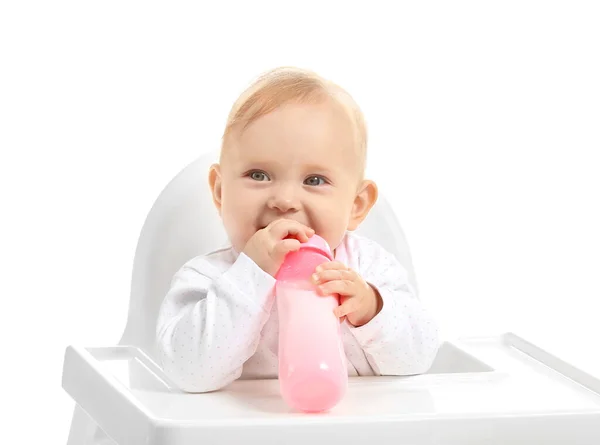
top-left (275, 234), bottom-right (348, 412)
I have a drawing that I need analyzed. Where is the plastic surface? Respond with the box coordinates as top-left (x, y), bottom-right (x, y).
top-left (276, 287), bottom-right (347, 412)
top-left (62, 333), bottom-right (600, 444)
top-left (276, 235), bottom-right (347, 412)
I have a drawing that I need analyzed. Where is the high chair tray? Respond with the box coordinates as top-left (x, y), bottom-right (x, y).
top-left (62, 333), bottom-right (600, 445)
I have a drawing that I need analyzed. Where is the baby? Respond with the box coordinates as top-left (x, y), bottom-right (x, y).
top-left (156, 67), bottom-right (440, 392)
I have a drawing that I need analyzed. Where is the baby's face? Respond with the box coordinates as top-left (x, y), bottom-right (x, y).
top-left (211, 102), bottom-right (372, 253)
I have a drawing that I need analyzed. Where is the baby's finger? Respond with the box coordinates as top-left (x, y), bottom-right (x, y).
top-left (312, 268), bottom-right (355, 284)
top-left (333, 298), bottom-right (361, 318)
top-left (314, 261), bottom-right (348, 273)
top-left (273, 238), bottom-right (301, 257)
top-left (318, 279), bottom-right (355, 296)
top-left (269, 219), bottom-right (314, 242)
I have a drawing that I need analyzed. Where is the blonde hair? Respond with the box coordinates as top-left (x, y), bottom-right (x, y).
top-left (221, 66), bottom-right (367, 174)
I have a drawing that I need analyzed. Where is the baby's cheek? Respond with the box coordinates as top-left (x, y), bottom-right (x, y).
top-left (317, 227), bottom-right (346, 253)
top-left (308, 205), bottom-right (349, 249)
top-left (222, 211), bottom-right (252, 251)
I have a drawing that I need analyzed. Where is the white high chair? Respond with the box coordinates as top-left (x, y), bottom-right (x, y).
top-left (62, 152), bottom-right (600, 444)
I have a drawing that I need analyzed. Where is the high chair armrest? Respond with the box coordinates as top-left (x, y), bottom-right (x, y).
top-left (62, 345), bottom-right (165, 444)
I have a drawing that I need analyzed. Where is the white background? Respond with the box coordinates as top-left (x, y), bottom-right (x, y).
top-left (1, 1), bottom-right (599, 442)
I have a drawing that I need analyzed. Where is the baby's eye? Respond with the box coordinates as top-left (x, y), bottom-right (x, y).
top-left (249, 171), bottom-right (270, 181)
top-left (304, 175), bottom-right (326, 186)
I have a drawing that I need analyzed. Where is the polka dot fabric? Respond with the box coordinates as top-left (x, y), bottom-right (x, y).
top-left (156, 232), bottom-right (440, 392)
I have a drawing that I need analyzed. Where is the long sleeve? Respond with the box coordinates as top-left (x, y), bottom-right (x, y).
top-left (347, 236), bottom-right (440, 375)
top-left (156, 251), bottom-right (276, 392)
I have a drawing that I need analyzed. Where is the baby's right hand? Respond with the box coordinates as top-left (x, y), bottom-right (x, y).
top-left (243, 219), bottom-right (315, 277)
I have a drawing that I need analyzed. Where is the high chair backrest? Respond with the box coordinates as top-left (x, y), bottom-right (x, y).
top-left (120, 152), bottom-right (419, 358)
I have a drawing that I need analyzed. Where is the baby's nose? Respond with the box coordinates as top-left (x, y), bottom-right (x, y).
top-left (267, 184), bottom-right (300, 212)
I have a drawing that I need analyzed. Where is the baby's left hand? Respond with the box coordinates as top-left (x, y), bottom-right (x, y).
top-left (312, 261), bottom-right (383, 327)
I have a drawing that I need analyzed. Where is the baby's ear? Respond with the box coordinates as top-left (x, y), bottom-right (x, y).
top-left (208, 163), bottom-right (223, 214)
top-left (347, 179), bottom-right (378, 231)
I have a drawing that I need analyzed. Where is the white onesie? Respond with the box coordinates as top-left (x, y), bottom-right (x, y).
top-left (156, 231), bottom-right (440, 393)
